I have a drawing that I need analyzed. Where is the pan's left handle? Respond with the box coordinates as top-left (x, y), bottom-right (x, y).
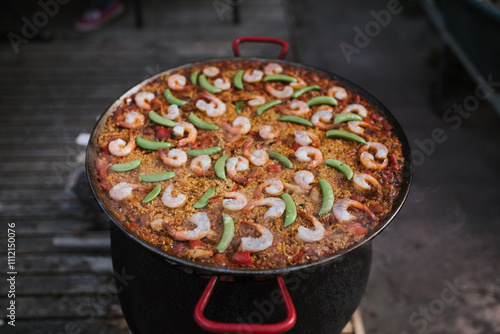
top-left (232, 36), bottom-right (289, 59)
top-left (194, 276), bottom-right (296, 333)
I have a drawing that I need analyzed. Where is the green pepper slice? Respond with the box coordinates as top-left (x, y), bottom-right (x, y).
top-left (215, 154), bottom-right (230, 180)
top-left (140, 171), bottom-right (175, 182)
top-left (235, 100), bottom-right (245, 114)
top-left (199, 74), bottom-right (222, 94)
top-left (318, 179), bottom-right (334, 215)
top-left (233, 70), bottom-right (244, 90)
top-left (192, 187), bottom-right (216, 209)
top-left (307, 96), bottom-right (338, 107)
top-left (190, 70), bottom-right (199, 85)
top-left (149, 110), bottom-right (176, 127)
top-left (281, 193), bottom-right (297, 227)
top-left (325, 159), bottom-right (354, 180)
top-left (136, 136), bottom-right (172, 150)
top-left (263, 74), bottom-right (298, 83)
top-left (277, 115), bottom-right (313, 127)
top-left (186, 146), bottom-right (222, 157)
top-left (291, 85), bottom-right (321, 98)
top-left (217, 214), bottom-right (235, 252)
top-left (188, 112), bottom-right (219, 131)
top-left (142, 185), bottom-right (161, 203)
top-left (163, 89), bottom-right (188, 106)
top-left (325, 130), bottom-right (367, 144)
top-left (256, 99), bottom-right (283, 116)
top-left (110, 159), bottom-right (142, 172)
top-left (267, 150), bottom-right (293, 169)
top-left (333, 113), bottom-right (363, 124)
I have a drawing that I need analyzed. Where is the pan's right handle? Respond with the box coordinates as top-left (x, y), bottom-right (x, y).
top-left (194, 276), bottom-right (296, 333)
top-left (232, 36), bottom-right (289, 59)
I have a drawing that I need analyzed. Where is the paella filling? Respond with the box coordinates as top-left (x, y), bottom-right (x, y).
top-left (93, 59), bottom-right (404, 270)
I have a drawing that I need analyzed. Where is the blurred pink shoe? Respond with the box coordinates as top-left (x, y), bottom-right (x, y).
top-left (74, 0), bottom-right (125, 31)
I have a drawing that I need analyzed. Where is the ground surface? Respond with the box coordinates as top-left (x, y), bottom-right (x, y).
top-left (0, 0), bottom-right (499, 333)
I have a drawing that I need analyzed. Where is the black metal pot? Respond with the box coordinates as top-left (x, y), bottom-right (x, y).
top-left (87, 37), bottom-right (412, 333)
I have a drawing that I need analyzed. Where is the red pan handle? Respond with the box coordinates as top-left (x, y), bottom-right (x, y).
top-left (194, 276), bottom-right (296, 333)
top-left (233, 36), bottom-right (289, 59)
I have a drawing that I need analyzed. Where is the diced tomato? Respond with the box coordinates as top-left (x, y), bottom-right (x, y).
top-left (232, 252), bottom-right (253, 266)
top-left (371, 113), bottom-right (384, 122)
top-left (188, 240), bottom-right (207, 249)
top-left (350, 194), bottom-right (365, 203)
top-left (100, 143), bottom-right (110, 154)
top-left (150, 99), bottom-right (161, 111)
top-left (381, 170), bottom-right (395, 184)
top-left (389, 154), bottom-right (399, 170)
top-left (248, 130), bottom-right (260, 140)
top-left (363, 117), bottom-right (374, 124)
top-left (266, 164), bottom-right (282, 173)
top-left (214, 253), bottom-right (231, 266)
top-left (381, 120), bottom-right (393, 131)
top-left (369, 204), bottom-right (383, 214)
top-left (291, 143), bottom-right (302, 151)
top-left (171, 243), bottom-right (186, 255)
top-left (129, 221), bottom-right (141, 232)
top-left (353, 95), bottom-right (361, 103)
top-left (155, 125), bottom-right (171, 139)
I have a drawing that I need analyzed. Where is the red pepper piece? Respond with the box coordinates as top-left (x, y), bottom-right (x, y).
top-left (293, 249), bottom-right (306, 263)
top-left (189, 240), bottom-right (207, 249)
top-left (266, 164), bottom-right (282, 173)
top-left (155, 125), bottom-right (171, 139)
top-left (291, 142), bottom-right (302, 151)
top-left (214, 253), bottom-right (231, 266)
top-left (232, 251), bottom-right (253, 266)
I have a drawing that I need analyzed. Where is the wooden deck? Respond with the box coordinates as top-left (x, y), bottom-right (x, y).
top-left (0, 0), bottom-right (359, 332)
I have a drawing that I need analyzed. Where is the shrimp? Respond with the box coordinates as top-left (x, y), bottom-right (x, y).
top-left (164, 212), bottom-right (211, 241)
top-left (158, 148), bottom-right (187, 167)
top-left (119, 111), bottom-right (145, 129)
top-left (108, 131), bottom-right (136, 157)
top-left (243, 141), bottom-right (269, 166)
top-left (248, 95), bottom-right (266, 107)
top-left (342, 104), bottom-right (368, 118)
top-left (109, 182), bottom-right (151, 201)
top-left (239, 221), bottom-right (273, 252)
top-left (294, 130), bottom-right (320, 147)
top-left (265, 83), bottom-right (293, 99)
top-left (243, 197), bottom-right (286, 221)
top-left (210, 192), bottom-right (248, 211)
top-left (293, 171), bottom-right (314, 190)
top-left (259, 125), bottom-right (280, 139)
top-left (327, 86), bottom-right (348, 100)
top-left (290, 77), bottom-right (307, 89)
top-left (296, 210), bottom-right (325, 242)
top-left (332, 198), bottom-right (377, 223)
top-left (195, 92), bottom-right (226, 117)
top-left (243, 69), bottom-right (264, 83)
top-left (161, 184), bottom-right (187, 208)
top-left (214, 77), bottom-right (231, 90)
top-left (280, 100), bottom-right (310, 116)
top-left (254, 178), bottom-right (283, 198)
top-left (220, 116), bottom-right (251, 135)
top-left (190, 155), bottom-right (214, 177)
top-left (226, 156), bottom-right (249, 184)
top-left (203, 66), bottom-right (220, 77)
top-left (164, 104), bottom-right (180, 120)
top-left (264, 62), bottom-right (283, 75)
top-left (167, 74), bottom-right (186, 91)
top-left (173, 122), bottom-right (197, 147)
top-left (295, 146), bottom-right (323, 170)
top-left (352, 172), bottom-right (382, 196)
top-left (359, 142), bottom-right (388, 170)
top-left (134, 92), bottom-right (155, 109)
top-left (347, 121), bottom-right (380, 135)
top-left (311, 108), bottom-right (336, 130)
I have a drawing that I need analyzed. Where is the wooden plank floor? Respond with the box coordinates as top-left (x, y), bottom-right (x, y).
top-left (0, 1), bottom-right (359, 333)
